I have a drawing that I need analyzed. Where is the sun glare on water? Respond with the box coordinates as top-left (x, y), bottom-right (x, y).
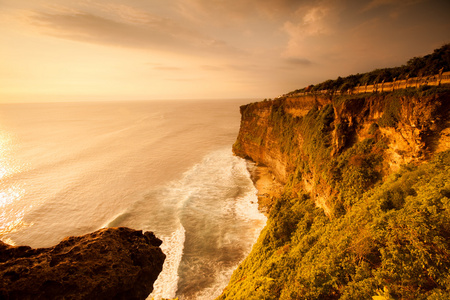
top-left (0, 130), bottom-right (31, 240)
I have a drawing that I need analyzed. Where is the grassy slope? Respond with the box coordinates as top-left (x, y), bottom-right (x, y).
top-left (219, 150), bottom-right (450, 300)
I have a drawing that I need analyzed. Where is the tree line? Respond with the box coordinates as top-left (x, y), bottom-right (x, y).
top-left (290, 43), bottom-right (450, 95)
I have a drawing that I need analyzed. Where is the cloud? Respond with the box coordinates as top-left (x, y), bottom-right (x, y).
top-left (85, 3), bottom-right (152, 25)
top-left (177, 0), bottom-right (304, 21)
top-left (362, 0), bottom-right (424, 11)
top-left (147, 63), bottom-right (184, 71)
top-left (201, 65), bottom-right (223, 71)
top-left (281, 2), bottom-right (336, 60)
top-left (284, 57), bottom-right (313, 66)
top-left (23, 1), bottom-right (336, 62)
top-left (165, 77), bottom-right (201, 82)
top-left (4, 0), bottom-right (449, 102)
top-left (363, 0), bottom-right (400, 11)
top-left (287, 5), bottom-right (331, 36)
top-left (28, 7), bottom-right (237, 56)
top-left (227, 63), bottom-right (266, 72)
top-left (153, 66), bottom-right (183, 71)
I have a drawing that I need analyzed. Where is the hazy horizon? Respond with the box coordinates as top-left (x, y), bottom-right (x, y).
top-left (0, 97), bottom-right (255, 104)
top-left (1, 0), bottom-right (449, 103)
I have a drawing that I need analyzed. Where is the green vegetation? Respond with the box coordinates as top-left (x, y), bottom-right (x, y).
top-left (289, 44), bottom-right (450, 95)
top-left (219, 151), bottom-right (450, 300)
top-left (263, 99), bottom-right (387, 214)
top-left (378, 95), bottom-right (401, 128)
top-left (223, 45), bottom-right (450, 300)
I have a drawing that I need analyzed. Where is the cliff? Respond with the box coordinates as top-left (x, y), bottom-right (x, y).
top-left (233, 87), bottom-right (450, 215)
top-left (0, 227), bottom-right (165, 300)
top-left (219, 86), bottom-right (450, 299)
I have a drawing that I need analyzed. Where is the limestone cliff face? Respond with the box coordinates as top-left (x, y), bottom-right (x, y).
top-left (0, 227), bottom-right (165, 300)
top-left (332, 92), bottom-right (450, 169)
top-left (233, 89), bottom-right (450, 214)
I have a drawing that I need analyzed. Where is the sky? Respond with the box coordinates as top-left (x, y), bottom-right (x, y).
top-left (0, 0), bottom-right (449, 102)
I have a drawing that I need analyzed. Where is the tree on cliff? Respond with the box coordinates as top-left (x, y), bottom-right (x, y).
top-left (302, 43), bottom-right (450, 93)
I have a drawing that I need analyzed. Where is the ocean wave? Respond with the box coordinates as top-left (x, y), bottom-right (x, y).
top-left (102, 210), bottom-right (132, 228)
top-left (155, 148), bottom-right (266, 299)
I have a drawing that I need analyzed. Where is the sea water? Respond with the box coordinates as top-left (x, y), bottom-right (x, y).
top-left (0, 99), bottom-right (266, 299)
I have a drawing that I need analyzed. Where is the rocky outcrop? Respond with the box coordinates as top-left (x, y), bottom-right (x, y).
top-left (0, 227), bottom-right (165, 300)
top-left (233, 88), bottom-right (450, 214)
top-left (332, 91), bottom-right (450, 169)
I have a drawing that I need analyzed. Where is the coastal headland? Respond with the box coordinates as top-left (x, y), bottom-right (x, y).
top-left (219, 45), bottom-right (450, 299)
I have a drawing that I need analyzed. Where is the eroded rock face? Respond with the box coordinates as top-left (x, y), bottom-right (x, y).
top-left (233, 90), bottom-right (450, 213)
top-left (0, 227), bottom-right (165, 300)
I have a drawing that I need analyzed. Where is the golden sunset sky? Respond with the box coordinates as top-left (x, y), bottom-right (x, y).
top-left (1, 0), bottom-right (449, 102)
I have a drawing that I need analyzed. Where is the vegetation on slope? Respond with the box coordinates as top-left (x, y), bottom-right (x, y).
top-left (219, 150), bottom-right (450, 300)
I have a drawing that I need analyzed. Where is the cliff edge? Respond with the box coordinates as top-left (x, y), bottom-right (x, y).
top-left (233, 88), bottom-right (450, 215)
top-left (0, 227), bottom-right (165, 300)
top-left (219, 87), bottom-right (450, 299)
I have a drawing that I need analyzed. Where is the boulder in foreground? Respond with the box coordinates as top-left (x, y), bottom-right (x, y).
top-left (0, 227), bottom-right (165, 300)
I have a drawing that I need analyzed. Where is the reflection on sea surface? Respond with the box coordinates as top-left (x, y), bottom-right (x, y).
top-left (0, 129), bottom-right (31, 241)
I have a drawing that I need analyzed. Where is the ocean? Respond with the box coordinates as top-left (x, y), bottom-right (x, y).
top-left (0, 99), bottom-right (266, 300)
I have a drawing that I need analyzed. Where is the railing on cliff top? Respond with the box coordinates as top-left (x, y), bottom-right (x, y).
top-left (286, 70), bottom-right (450, 98)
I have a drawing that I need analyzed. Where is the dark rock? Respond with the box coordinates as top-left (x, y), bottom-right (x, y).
top-left (0, 227), bottom-right (165, 300)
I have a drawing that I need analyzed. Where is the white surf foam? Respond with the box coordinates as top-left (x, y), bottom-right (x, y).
top-left (149, 224), bottom-right (186, 300)
top-left (190, 155), bottom-right (266, 300)
top-left (156, 149), bottom-right (267, 299)
top-left (231, 158), bottom-right (267, 222)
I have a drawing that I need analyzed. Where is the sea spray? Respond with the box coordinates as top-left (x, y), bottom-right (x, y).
top-left (149, 224), bottom-right (186, 300)
top-left (170, 149), bottom-right (267, 299)
top-left (191, 175), bottom-right (267, 300)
